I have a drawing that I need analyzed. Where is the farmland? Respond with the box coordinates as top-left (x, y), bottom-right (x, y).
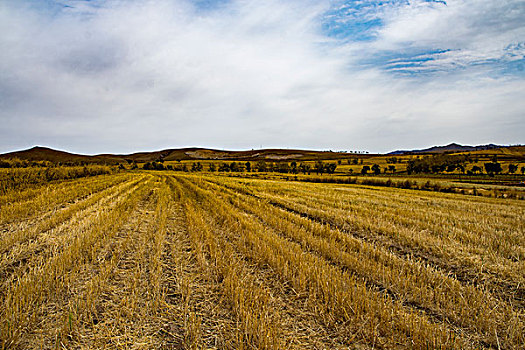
top-left (1, 170), bottom-right (524, 349)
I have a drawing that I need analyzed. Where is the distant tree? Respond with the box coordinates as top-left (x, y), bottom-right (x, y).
top-left (371, 164), bottom-right (381, 175)
top-left (388, 165), bottom-right (396, 174)
top-left (256, 160), bottom-right (267, 172)
top-left (277, 162), bottom-right (290, 173)
top-left (352, 159), bottom-right (359, 165)
top-left (143, 162), bottom-right (153, 170)
top-left (166, 165), bottom-right (173, 170)
top-left (386, 157), bottom-right (398, 164)
top-left (508, 164), bottom-right (518, 174)
top-left (484, 162), bottom-right (502, 175)
top-left (218, 163), bottom-right (230, 172)
top-left (471, 165), bottom-right (482, 174)
top-left (154, 162), bottom-right (165, 170)
top-left (209, 163), bottom-right (216, 172)
top-left (521, 166), bottom-right (525, 175)
top-left (229, 162), bottom-right (239, 172)
top-left (290, 161), bottom-right (298, 174)
top-left (314, 161), bottom-right (324, 175)
top-left (337, 160), bottom-right (342, 165)
top-left (347, 168), bottom-right (353, 175)
top-left (245, 162), bottom-right (251, 172)
top-left (406, 154), bottom-right (469, 175)
top-left (359, 159), bottom-right (363, 165)
top-left (361, 165), bottom-right (370, 175)
top-left (299, 163), bottom-right (310, 174)
top-left (325, 163), bottom-right (337, 174)
top-left (431, 165), bottom-right (443, 173)
top-left (182, 164), bottom-right (188, 172)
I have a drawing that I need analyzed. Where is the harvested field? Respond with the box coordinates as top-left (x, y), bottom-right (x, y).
top-left (1, 172), bottom-right (524, 349)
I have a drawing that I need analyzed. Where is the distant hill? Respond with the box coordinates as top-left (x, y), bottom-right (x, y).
top-left (120, 148), bottom-right (355, 162)
top-left (2, 144), bottom-right (523, 165)
top-left (0, 146), bottom-right (357, 164)
top-left (0, 146), bottom-right (122, 165)
top-left (388, 143), bottom-right (507, 155)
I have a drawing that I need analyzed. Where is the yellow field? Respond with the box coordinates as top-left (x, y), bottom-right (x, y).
top-left (1, 172), bottom-right (524, 349)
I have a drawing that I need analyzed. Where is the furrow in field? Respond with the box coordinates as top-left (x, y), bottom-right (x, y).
top-left (0, 176), bottom-right (152, 349)
top-left (223, 177), bottom-right (525, 262)
top-left (0, 174), bottom-right (143, 253)
top-left (46, 178), bottom-right (160, 349)
top-left (177, 175), bottom-right (477, 350)
top-left (195, 177), bottom-right (524, 349)
top-left (17, 179), bottom-right (155, 349)
top-left (269, 184), bottom-right (525, 261)
top-left (173, 176), bottom-right (288, 349)
top-left (173, 175), bottom-right (355, 349)
top-left (260, 193), bottom-right (525, 306)
top-left (0, 173), bottom-right (131, 228)
top-left (0, 172), bottom-right (117, 207)
top-left (209, 177), bottom-right (525, 307)
top-left (158, 198), bottom-right (219, 349)
top-left (34, 175), bottom-right (234, 349)
top-left (221, 176), bottom-right (525, 254)
top-left (0, 176), bottom-right (146, 287)
top-left (160, 177), bottom-right (240, 349)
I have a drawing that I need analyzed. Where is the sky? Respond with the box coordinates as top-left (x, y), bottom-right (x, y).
top-left (0, 0), bottom-right (524, 154)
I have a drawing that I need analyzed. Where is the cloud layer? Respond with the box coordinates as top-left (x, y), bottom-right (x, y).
top-left (1, 0), bottom-right (524, 154)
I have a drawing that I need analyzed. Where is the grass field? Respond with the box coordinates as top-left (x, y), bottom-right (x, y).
top-left (1, 171), bottom-right (524, 349)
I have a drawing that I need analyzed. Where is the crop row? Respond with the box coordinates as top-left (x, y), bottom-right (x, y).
top-left (2, 172), bottom-right (523, 349)
top-left (198, 175), bottom-right (525, 348)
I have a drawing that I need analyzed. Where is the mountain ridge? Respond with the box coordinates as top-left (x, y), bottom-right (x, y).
top-left (1, 143), bottom-right (520, 164)
top-left (387, 143), bottom-right (507, 155)
top-left (0, 146), bottom-right (353, 163)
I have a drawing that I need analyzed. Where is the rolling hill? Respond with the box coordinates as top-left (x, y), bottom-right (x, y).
top-left (0, 146), bottom-right (122, 164)
top-left (1, 144), bottom-right (524, 165)
top-left (388, 143), bottom-right (507, 155)
top-left (0, 146), bottom-right (357, 164)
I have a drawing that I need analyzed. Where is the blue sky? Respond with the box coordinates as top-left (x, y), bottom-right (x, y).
top-left (0, 0), bottom-right (524, 154)
top-left (323, 0), bottom-right (525, 75)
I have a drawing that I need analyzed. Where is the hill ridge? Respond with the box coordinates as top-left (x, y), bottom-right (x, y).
top-left (388, 143), bottom-right (508, 155)
top-left (1, 143), bottom-right (522, 164)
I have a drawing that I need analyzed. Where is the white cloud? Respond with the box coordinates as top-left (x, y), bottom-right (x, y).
top-left (370, 0), bottom-right (525, 71)
top-left (0, 0), bottom-right (524, 154)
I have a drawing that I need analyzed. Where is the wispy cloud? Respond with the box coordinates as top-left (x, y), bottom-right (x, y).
top-left (332, 0), bottom-right (525, 75)
top-left (0, 0), bottom-right (523, 154)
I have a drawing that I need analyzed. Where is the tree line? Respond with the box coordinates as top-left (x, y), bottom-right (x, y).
top-left (406, 154), bottom-right (524, 175)
top-left (142, 160), bottom-right (338, 174)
